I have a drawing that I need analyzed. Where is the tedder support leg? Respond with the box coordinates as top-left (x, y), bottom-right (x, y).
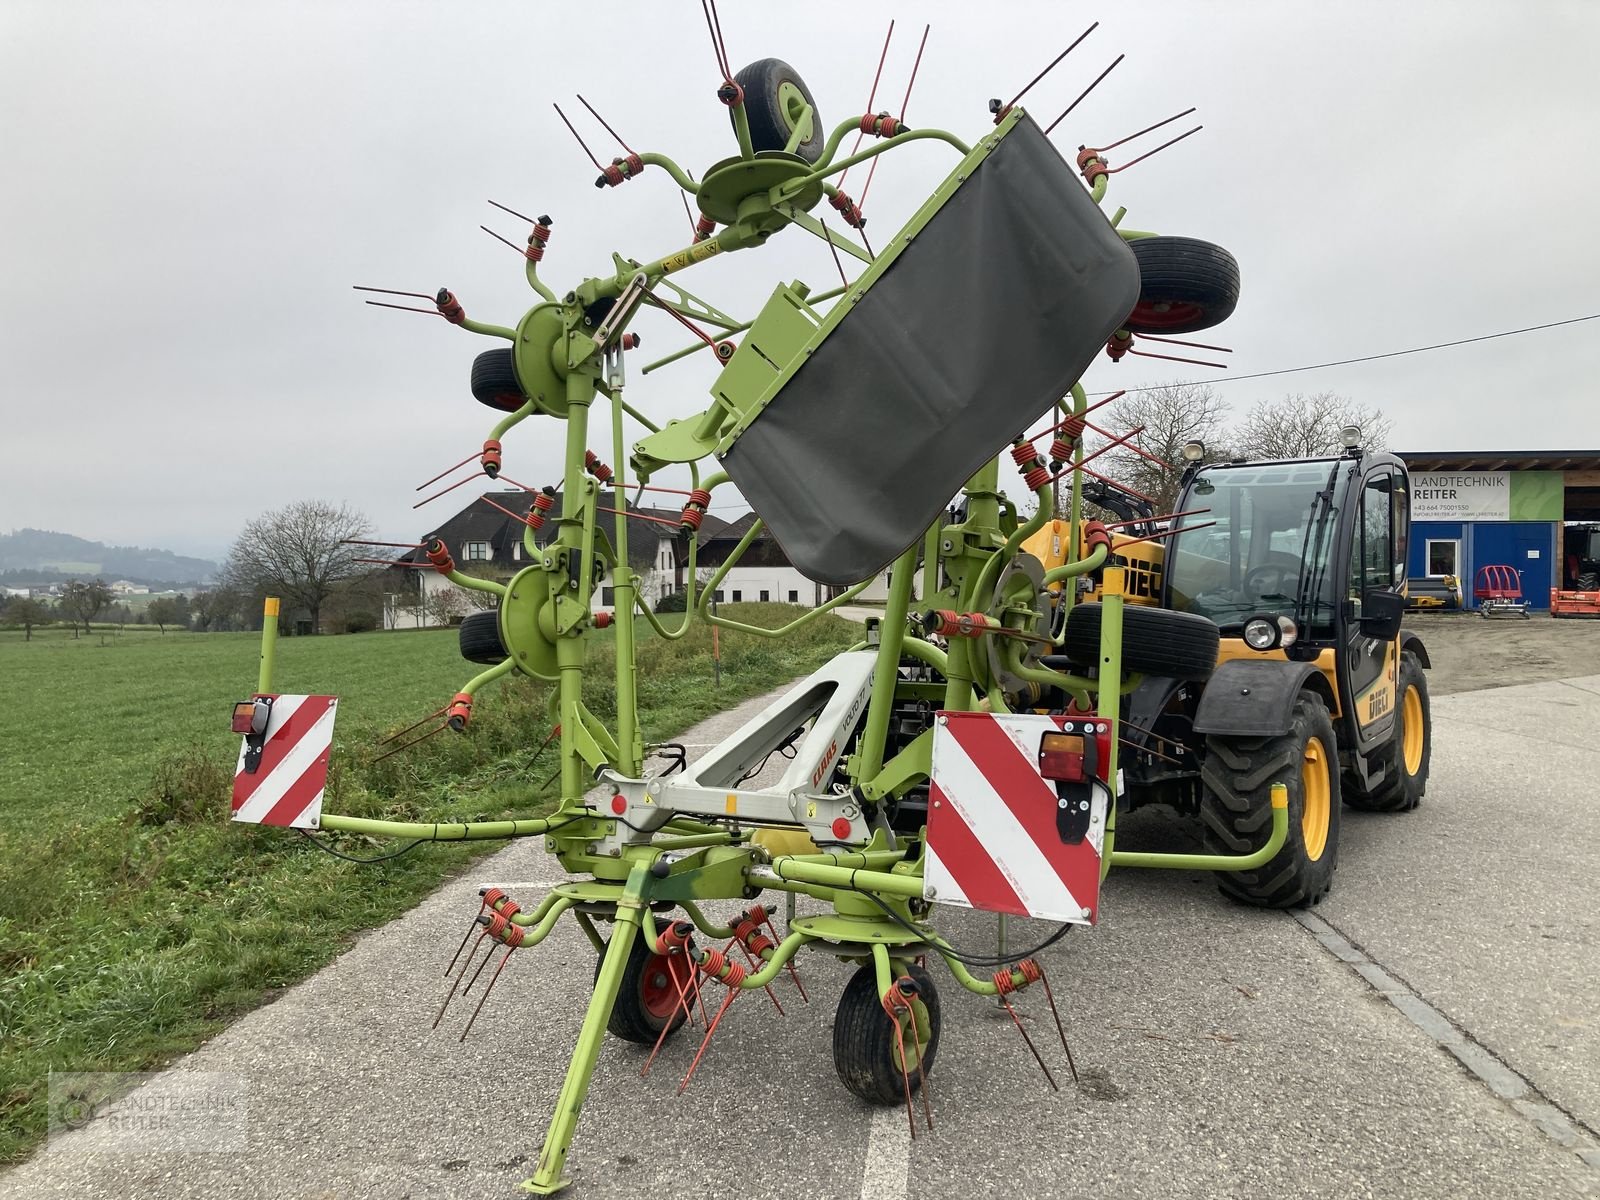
top-left (525, 865), bottom-right (651, 1195)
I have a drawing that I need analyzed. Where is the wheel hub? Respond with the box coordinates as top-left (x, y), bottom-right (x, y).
top-left (1301, 735), bottom-right (1331, 861)
top-left (1401, 684), bottom-right (1424, 775)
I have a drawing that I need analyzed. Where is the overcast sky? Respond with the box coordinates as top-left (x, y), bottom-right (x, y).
top-left (3, 1), bottom-right (1597, 559)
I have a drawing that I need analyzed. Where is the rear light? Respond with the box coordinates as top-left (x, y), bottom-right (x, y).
top-left (1039, 719), bottom-right (1112, 784)
top-left (1039, 732), bottom-right (1087, 782)
top-left (231, 697), bottom-right (272, 736)
top-left (1040, 718), bottom-right (1112, 847)
top-left (231, 696), bottom-right (275, 774)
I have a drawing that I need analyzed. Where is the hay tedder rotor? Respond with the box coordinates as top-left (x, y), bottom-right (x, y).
top-left (228, 12), bottom-right (1280, 1194)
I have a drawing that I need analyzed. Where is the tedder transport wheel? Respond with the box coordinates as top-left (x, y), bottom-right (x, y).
top-left (1062, 602), bottom-right (1220, 681)
top-left (833, 963), bottom-right (941, 1104)
top-left (470, 348), bottom-right (527, 413)
top-left (458, 610), bottom-right (507, 665)
top-left (1346, 652), bottom-right (1431, 812)
top-left (1123, 236), bottom-right (1241, 335)
top-left (732, 58), bottom-right (825, 163)
top-left (1201, 692), bottom-right (1340, 907)
top-left (594, 937), bottom-right (689, 1046)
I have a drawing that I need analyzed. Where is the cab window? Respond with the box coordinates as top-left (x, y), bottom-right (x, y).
top-left (1353, 469), bottom-right (1404, 593)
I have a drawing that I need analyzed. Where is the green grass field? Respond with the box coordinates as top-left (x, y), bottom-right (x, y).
top-left (0, 606), bottom-right (859, 1163)
top-left (2, 625), bottom-right (484, 824)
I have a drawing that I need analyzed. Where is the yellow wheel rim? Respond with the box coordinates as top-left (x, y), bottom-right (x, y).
top-left (1401, 685), bottom-right (1424, 776)
top-left (1301, 736), bottom-right (1331, 862)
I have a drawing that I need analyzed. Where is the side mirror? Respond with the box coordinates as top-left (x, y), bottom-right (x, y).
top-left (1358, 589), bottom-right (1405, 641)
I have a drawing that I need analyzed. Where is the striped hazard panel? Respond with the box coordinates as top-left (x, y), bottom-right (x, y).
top-left (925, 712), bottom-right (1108, 925)
top-left (231, 694), bottom-right (337, 829)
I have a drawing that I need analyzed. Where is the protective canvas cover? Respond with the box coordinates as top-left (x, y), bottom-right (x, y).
top-left (719, 115), bottom-right (1140, 585)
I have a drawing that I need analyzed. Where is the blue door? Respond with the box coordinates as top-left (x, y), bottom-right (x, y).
top-left (1467, 522), bottom-right (1555, 609)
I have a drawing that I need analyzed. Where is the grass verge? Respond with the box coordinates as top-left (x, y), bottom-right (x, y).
top-left (0, 604), bottom-right (859, 1163)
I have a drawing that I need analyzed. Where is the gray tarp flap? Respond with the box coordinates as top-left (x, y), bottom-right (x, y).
top-left (719, 116), bottom-right (1141, 585)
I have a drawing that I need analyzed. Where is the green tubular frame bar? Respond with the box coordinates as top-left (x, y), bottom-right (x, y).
top-left (253, 74), bottom-right (1274, 1195)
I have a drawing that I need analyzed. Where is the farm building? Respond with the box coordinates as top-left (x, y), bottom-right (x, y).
top-left (695, 512), bottom-right (832, 607)
top-left (1395, 450), bottom-right (1600, 611)
top-left (385, 492), bottom-right (829, 629)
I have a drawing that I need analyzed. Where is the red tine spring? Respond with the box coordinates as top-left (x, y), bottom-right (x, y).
top-left (993, 966), bottom-right (1058, 1091)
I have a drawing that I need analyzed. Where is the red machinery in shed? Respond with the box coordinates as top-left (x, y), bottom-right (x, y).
top-left (1553, 524), bottom-right (1600, 617)
top-left (1474, 564), bottom-right (1531, 619)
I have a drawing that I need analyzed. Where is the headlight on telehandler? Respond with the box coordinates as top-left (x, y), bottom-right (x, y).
top-left (1243, 615), bottom-right (1298, 651)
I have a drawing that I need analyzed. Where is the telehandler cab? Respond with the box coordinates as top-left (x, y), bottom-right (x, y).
top-left (1056, 440), bottom-right (1433, 907)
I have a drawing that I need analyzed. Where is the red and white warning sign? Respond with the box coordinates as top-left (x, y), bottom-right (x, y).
top-left (231, 694), bottom-right (338, 828)
top-left (925, 711), bottom-right (1109, 925)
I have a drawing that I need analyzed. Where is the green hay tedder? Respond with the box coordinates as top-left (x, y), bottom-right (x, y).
top-left (227, 15), bottom-right (1296, 1194)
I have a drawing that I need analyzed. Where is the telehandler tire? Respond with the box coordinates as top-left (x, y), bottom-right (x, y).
top-left (833, 962), bottom-right (941, 1104)
top-left (1345, 651), bottom-right (1431, 812)
top-left (1062, 602), bottom-right (1219, 681)
top-left (1201, 691), bottom-right (1340, 907)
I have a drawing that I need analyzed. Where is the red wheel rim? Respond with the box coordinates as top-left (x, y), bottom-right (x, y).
top-left (1127, 300), bottom-right (1206, 331)
top-left (639, 954), bottom-right (680, 1020)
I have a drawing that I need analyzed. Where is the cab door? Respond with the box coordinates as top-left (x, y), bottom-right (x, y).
top-left (1342, 465), bottom-right (1408, 749)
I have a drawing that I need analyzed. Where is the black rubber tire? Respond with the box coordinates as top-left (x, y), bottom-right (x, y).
top-left (1062, 602), bottom-right (1219, 682)
top-left (1579, 572), bottom-right (1599, 591)
top-left (470, 348), bottom-right (527, 413)
top-left (833, 962), bottom-right (941, 1105)
top-left (1346, 652), bottom-right (1431, 812)
top-left (458, 609), bottom-right (507, 665)
top-left (732, 58), bottom-right (824, 163)
top-left (1201, 692), bottom-right (1340, 908)
top-left (593, 936), bottom-right (690, 1046)
top-left (1123, 236), bottom-right (1241, 335)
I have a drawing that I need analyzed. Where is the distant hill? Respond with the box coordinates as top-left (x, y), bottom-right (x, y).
top-left (0, 529), bottom-right (218, 586)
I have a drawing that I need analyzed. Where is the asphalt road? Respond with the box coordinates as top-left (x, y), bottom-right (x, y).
top-left (4, 676), bottom-right (1599, 1200)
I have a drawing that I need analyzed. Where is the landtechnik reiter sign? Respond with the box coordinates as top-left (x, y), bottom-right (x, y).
top-left (1411, 472), bottom-right (1510, 520)
top-left (1409, 470), bottom-right (1565, 522)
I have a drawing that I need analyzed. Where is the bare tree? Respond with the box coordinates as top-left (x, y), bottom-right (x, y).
top-left (461, 568), bottom-right (512, 611)
top-left (398, 578), bottom-right (429, 629)
top-left (221, 501), bottom-right (371, 634)
top-left (147, 596), bottom-right (183, 633)
top-left (3, 597), bottom-right (52, 641)
top-left (323, 569), bottom-right (389, 631)
top-left (191, 586), bottom-right (249, 632)
top-left (1233, 392), bottom-right (1392, 460)
top-left (1090, 382), bottom-right (1231, 513)
top-left (59, 579), bottom-right (114, 635)
top-left (423, 585), bottom-right (468, 627)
